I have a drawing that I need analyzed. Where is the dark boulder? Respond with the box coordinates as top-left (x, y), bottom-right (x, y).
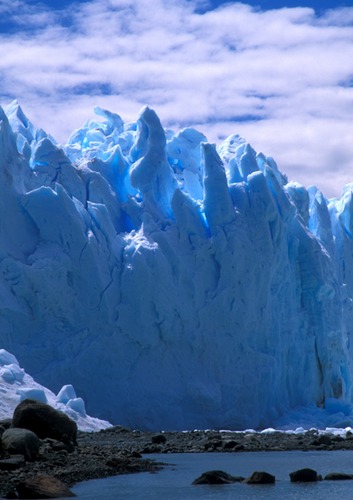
top-left (223, 440), bottom-right (238, 450)
top-left (16, 475), bottom-right (75, 498)
top-left (324, 472), bottom-right (353, 480)
top-left (151, 434), bottom-right (166, 444)
top-left (311, 434), bottom-right (332, 447)
top-left (289, 468), bottom-right (319, 482)
top-left (192, 470), bottom-right (244, 485)
top-left (1, 428), bottom-right (41, 461)
top-left (12, 399), bottom-right (77, 446)
top-left (244, 471), bottom-right (275, 484)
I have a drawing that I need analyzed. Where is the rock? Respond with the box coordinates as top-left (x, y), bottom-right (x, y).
top-left (0, 455), bottom-right (25, 470)
top-left (311, 434), bottom-right (332, 446)
top-left (192, 470), bottom-right (244, 485)
top-left (39, 437), bottom-right (74, 456)
top-left (12, 399), bottom-right (77, 446)
top-left (151, 433), bottom-right (166, 444)
top-left (2, 428), bottom-right (41, 461)
top-left (324, 472), bottom-right (353, 480)
top-left (223, 440), bottom-right (238, 450)
top-left (244, 471), bottom-right (275, 484)
top-left (16, 475), bottom-right (76, 498)
top-left (204, 438), bottom-right (222, 451)
top-left (289, 468), bottom-right (319, 482)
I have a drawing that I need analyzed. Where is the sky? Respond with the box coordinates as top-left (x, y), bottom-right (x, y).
top-left (0, 0), bottom-right (353, 197)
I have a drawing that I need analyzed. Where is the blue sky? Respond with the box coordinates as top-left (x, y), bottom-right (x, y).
top-left (1, 0), bottom-right (353, 197)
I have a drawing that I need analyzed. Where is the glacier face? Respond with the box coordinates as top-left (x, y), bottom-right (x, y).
top-left (0, 100), bottom-right (352, 430)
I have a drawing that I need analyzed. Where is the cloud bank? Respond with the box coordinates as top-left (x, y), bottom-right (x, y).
top-left (0, 0), bottom-right (352, 197)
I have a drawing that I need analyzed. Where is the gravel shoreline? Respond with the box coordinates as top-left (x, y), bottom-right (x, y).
top-left (2, 426), bottom-right (353, 498)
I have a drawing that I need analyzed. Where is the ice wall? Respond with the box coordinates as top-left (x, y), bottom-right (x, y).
top-left (0, 101), bottom-right (351, 430)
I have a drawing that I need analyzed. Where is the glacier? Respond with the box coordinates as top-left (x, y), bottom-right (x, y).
top-left (1, 100), bottom-right (353, 431)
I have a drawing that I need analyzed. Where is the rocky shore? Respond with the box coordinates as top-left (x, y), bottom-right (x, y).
top-left (0, 425), bottom-right (162, 499)
top-left (3, 423), bottom-right (353, 498)
top-left (80, 425), bottom-right (353, 455)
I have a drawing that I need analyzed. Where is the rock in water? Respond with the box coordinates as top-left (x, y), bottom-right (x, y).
top-left (289, 468), bottom-right (319, 482)
top-left (192, 470), bottom-right (244, 484)
top-left (244, 471), bottom-right (275, 484)
top-left (324, 472), bottom-right (353, 480)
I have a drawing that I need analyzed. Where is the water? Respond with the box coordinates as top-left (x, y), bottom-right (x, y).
top-left (72, 450), bottom-right (353, 499)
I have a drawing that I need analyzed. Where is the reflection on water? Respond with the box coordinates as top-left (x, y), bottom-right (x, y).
top-left (73, 450), bottom-right (353, 499)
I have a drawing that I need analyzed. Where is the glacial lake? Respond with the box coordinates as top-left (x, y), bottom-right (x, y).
top-left (72, 450), bottom-right (353, 499)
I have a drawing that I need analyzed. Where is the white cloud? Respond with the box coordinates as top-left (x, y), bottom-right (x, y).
top-left (0, 0), bottom-right (352, 197)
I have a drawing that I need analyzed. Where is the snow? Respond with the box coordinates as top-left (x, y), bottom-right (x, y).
top-left (0, 349), bottom-right (111, 431)
top-left (1, 100), bottom-right (353, 431)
